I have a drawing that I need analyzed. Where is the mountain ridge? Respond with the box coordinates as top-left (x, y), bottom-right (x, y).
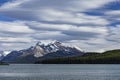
top-left (2, 41), bottom-right (84, 63)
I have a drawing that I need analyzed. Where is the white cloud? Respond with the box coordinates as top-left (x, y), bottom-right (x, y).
top-left (1, 43), bottom-right (12, 47)
top-left (26, 21), bottom-right (109, 41)
top-left (0, 0), bottom-right (29, 9)
top-left (105, 10), bottom-right (120, 21)
top-left (38, 9), bottom-right (109, 25)
top-left (0, 0), bottom-right (113, 25)
top-left (0, 0), bottom-right (119, 52)
top-left (0, 37), bottom-right (33, 43)
top-left (0, 42), bottom-right (34, 51)
top-left (68, 0), bottom-right (114, 11)
top-left (27, 21), bottom-right (108, 33)
top-left (0, 21), bottom-right (34, 33)
top-left (0, 0), bottom-right (114, 11)
top-left (107, 25), bottom-right (120, 43)
top-left (32, 31), bottom-right (69, 41)
top-left (105, 10), bottom-right (120, 16)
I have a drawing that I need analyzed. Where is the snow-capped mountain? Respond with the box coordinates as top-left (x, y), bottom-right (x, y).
top-left (33, 41), bottom-right (83, 57)
top-left (2, 41), bottom-right (84, 63)
top-left (0, 51), bottom-right (10, 60)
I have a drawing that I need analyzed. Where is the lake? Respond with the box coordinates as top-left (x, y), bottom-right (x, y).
top-left (0, 64), bottom-right (120, 80)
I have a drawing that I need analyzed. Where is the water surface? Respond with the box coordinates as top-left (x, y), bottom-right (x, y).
top-left (0, 64), bottom-right (120, 80)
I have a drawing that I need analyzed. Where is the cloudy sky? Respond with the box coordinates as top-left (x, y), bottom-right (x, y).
top-left (0, 0), bottom-right (120, 52)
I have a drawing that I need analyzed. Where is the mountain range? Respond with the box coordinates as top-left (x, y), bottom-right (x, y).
top-left (1, 40), bottom-right (120, 64)
top-left (1, 41), bottom-right (84, 63)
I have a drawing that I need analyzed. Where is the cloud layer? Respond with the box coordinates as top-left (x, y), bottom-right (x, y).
top-left (0, 0), bottom-right (119, 52)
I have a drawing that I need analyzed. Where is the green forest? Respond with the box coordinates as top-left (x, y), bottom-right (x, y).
top-left (36, 49), bottom-right (120, 64)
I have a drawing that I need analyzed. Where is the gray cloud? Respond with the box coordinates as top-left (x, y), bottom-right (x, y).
top-left (105, 10), bottom-right (120, 23)
top-left (0, 0), bottom-right (113, 24)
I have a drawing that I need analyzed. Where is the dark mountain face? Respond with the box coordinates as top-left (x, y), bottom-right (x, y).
top-left (2, 41), bottom-right (84, 63)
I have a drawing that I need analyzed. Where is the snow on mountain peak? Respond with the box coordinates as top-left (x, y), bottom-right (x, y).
top-left (34, 45), bottom-right (45, 57)
top-left (4, 41), bottom-right (83, 58)
top-left (3, 51), bottom-right (11, 56)
top-left (36, 41), bottom-right (44, 46)
top-left (52, 40), bottom-right (61, 44)
top-left (73, 45), bottom-right (83, 52)
top-left (1, 41), bottom-right (84, 63)
top-left (0, 51), bottom-right (11, 56)
top-left (35, 41), bottom-right (83, 53)
top-left (0, 51), bottom-right (11, 60)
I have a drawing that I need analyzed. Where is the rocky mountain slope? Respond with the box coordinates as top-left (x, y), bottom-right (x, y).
top-left (2, 41), bottom-right (84, 63)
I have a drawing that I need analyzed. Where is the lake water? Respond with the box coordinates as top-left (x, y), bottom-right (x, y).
top-left (0, 64), bottom-right (120, 80)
